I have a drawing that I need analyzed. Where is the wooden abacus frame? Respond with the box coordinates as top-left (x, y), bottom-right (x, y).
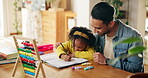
top-left (11, 36), bottom-right (46, 78)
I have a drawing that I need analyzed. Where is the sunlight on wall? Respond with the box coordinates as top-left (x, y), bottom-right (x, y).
top-left (76, 0), bottom-right (90, 28)
top-left (0, 0), bottom-right (4, 36)
top-left (0, 0), bottom-right (1, 33)
top-left (71, 0), bottom-right (100, 28)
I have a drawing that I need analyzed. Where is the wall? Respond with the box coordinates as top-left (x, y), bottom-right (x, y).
top-left (128, 0), bottom-right (146, 38)
top-left (76, 0), bottom-right (90, 28)
top-left (0, 0), bottom-right (22, 36)
top-left (0, 0), bottom-right (9, 36)
top-left (69, 0), bottom-right (100, 28)
top-left (0, 0), bottom-right (2, 36)
top-left (128, 0), bottom-right (147, 65)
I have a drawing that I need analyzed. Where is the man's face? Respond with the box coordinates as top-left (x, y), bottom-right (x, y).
top-left (90, 18), bottom-right (110, 36)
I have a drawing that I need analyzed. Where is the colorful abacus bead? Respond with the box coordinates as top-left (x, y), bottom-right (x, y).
top-left (24, 70), bottom-right (35, 76)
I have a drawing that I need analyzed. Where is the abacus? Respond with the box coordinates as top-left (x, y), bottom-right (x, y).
top-left (11, 36), bottom-right (46, 78)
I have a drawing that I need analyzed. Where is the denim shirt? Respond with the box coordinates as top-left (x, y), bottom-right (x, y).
top-left (95, 19), bottom-right (143, 73)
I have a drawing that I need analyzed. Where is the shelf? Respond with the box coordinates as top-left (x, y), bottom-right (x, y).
top-left (41, 11), bottom-right (76, 44)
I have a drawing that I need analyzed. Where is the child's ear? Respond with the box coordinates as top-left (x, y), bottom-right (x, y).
top-left (108, 21), bottom-right (115, 28)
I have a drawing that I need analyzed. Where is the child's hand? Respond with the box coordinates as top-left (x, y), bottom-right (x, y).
top-left (68, 53), bottom-right (75, 58)
top-left (55, 42), bottom-right (61, 49)
top-left (61, 54), bottom-right (71, 61)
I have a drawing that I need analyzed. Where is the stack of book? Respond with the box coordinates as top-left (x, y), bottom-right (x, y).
top-left (0, 46), bottom-right (18, 64)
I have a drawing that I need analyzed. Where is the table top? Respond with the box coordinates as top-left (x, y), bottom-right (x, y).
top-left (0, 61), bottom-right (133, 78)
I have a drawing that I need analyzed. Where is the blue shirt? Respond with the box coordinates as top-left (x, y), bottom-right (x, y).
top-left (95, 19), bottom-right (143, 73)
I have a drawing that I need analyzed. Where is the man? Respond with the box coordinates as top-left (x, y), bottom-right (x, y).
top-left (90, 2), bottom-right (143, 73)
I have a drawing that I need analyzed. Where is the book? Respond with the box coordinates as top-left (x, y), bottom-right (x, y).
top-left (0, 46), bottom-right (18, 59)
top-left (0, 58), bottom-right (16, 64)
top-left (40, 53), bottom-right (88, 68)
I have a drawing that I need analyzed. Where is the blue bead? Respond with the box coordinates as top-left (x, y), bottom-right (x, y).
top-left (25, 70), bottom-right (35, 76)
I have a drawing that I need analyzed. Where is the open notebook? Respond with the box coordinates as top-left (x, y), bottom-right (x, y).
top-left (40, 52), bottom-right (88, 68)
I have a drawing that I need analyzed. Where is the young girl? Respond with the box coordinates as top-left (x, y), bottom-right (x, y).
top-left (56, 27), bottom-right (96, 61)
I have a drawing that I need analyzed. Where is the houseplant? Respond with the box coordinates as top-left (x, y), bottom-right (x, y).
top-left (101, 0), bottom-right (126, 19)
top-left (13, 0), bottom-right (22, 35)
top-left (109, 37), bottom-right (147, 77)
top-left (110, 37), bottom-right (146, 65)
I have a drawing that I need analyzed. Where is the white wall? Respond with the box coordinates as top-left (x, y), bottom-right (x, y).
top-left (70, 0), bottom-right (100, 28)
top-left (0, 0), bottom-right (9, 36)
top-left (0, 0), bottom-right (22, 36)
top-left (76, 0), bottom-right (90, 28)
top-left (0, 0), bottom-right (2, 36)
top-left (128, 0), bottom-right (146, 38)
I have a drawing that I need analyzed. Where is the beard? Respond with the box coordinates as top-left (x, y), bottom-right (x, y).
top-left (99, 30), bottom-right (110, 36)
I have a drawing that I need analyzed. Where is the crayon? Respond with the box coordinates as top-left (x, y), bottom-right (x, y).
top-left (84, 66), bottom-right (94, 70)
top-left (72, 66), bottom-right (82, 69)
top-left (82, 62), bottom-right (92, 65)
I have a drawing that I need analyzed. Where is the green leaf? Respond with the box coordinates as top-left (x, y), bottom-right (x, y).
top-left (110, 37), bottom-right (146, 66)
top-left (128, 45), bottom-right (146, 56)
top-left (113, 37), bottom-right (142, 47)
top-left (110, 45), bottom-right (146, 65)
top-left (109, 54), bottom-right (125, 65)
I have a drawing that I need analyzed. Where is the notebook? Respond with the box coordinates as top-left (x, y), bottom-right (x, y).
top-left (40, 53), bottom-right (88, 68)
top-left (0, 46), bottom-right (18, 59)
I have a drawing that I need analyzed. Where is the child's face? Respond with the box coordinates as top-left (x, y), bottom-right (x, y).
top-left (73, 38), bottom-right (87, 51)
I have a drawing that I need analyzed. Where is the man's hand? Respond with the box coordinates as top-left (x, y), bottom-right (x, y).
top-left (93, 52), bottom-right (107, 64)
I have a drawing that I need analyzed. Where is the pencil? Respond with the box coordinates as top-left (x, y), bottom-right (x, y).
top-left (60, 43), bottom-right (68, 55)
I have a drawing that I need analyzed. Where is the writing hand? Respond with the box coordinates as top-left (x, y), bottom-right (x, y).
top-left (61, 54), bottom-right (71, 61)
top-left (93, 52), bottom-right (107, 65)
top-left (68, 53), bottom-right (75, 58)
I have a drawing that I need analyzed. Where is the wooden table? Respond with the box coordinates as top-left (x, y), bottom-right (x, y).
top-left (0, 61), bottom-right (133, 78)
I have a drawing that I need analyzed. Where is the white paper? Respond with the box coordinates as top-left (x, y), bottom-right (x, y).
top-left (40, 52), bottom-right (88, 68)
top-left (0, 46), bottom-right (17, 55)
